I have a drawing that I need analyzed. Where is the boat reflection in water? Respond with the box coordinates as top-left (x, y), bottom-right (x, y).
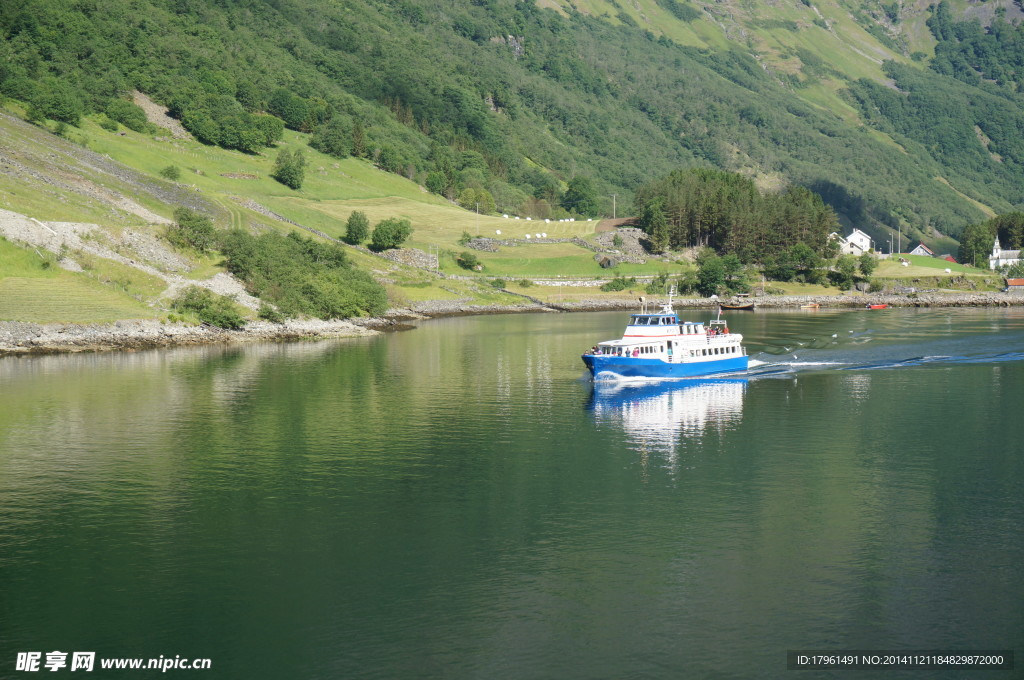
top-left (587, 378), bottom-right (747, 456)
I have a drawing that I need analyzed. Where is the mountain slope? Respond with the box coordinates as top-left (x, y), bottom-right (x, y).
top-left (2, 0), bottom-right (1024, 251)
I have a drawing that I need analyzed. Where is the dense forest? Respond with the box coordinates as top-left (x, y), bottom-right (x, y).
top-left (3, 0), bottom-right (1024, 247)
top-left (634, 168), bottom-right (838, 262)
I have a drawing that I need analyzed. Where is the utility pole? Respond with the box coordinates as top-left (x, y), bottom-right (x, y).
top-left (611, 194), bottom-right (617, 219)
top-left (475, 202), bottom-right (479, 236)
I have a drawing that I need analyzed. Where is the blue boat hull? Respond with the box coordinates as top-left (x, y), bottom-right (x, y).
top-left (581, 354), bottom-right (748, 379)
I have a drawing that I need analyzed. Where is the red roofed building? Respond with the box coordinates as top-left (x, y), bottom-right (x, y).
top-left (1005, 278), bottom-right (1024, 293)
top-left (908, 241), bottom-right (934, 257)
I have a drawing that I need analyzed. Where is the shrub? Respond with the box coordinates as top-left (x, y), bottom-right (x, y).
top-left (370, 218), bottom-right (413, 251)
top-left (105, 100), bottom-right (150, 133)
top-left (517, 278), bottom-right (534, 288)
top-left (645, 272), bottom-right (670, 294)
top-left (601, 276), bottom-right (637, 291)
top-left (489, 278), bottom-right (506, 289)
top-left (172, 286), bottom-right (246, 329)
top-left (160, 165), bottom-right (182, 181)
top-left (457, 251), bottom-right (481, 270)
top-left (218, 228), bottom-right (388, 318)
top-left (258, 302), bottom-right (284, 323)
top-left (167, 207), bottom-right (217, 253)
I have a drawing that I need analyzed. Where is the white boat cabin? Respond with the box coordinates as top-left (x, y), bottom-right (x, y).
top-left (589, 313), bottom-right (745, 364)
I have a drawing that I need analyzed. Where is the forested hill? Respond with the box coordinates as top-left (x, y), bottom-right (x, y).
top-left (4, 0), bottom-right (1024, 249)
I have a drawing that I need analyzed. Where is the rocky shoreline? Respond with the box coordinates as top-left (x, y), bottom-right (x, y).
top-left (3, 292), bottom-right (1023, 356)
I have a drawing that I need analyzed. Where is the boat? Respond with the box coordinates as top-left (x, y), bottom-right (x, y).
top-left (581, 291), bottom-right (748, 380)
top-left (866, 303), bottom-right (888, 310)
top-left (800, 303), bottom-right (820, 309)
top-left (719, 302), bottom-right (755, 311)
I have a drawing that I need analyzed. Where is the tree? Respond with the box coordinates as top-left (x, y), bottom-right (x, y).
top-left (790, 242), bottom-right (824, 283)
top-left (562, 176), bottom-right (601, 216)
top-left (858, 253), bottom-right (877, 277)
top-left (639, 199), bottom-right (669, 252)
top-left (344, 211), bottom-right (369, 245)
top-left (370, 218), bottom-right (413, 251)
top-left (425, 171), bottom-right (448, 195)
top-left (696, 250), bottom-right (726, 296)
top-left (309, 117), bottom-right (354, 158)
top-left (268, 88), bottom-right (311, 130)
top-left (351, 120), bottom-right (367, 158)
top-left (721, 253), bottom-right (747, 291)
top-left (29, 81), bottom-right (84, 126)
top-left (458, 187), bottom-right (478, 210)
top-left (832, 254), bottom-right (858, 289)
top-left (272, 148), bottom-right (306, 190)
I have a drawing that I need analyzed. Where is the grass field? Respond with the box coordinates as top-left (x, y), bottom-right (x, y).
top-left (0, 236), bottom-right (161, 322)
top-left (875, 253), bottom-right (982, 277)
top-left (0, 277), bottom-right (158, 322)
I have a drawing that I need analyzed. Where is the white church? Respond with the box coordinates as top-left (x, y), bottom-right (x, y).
top-left (990, 236), bottom-right (1022, 270)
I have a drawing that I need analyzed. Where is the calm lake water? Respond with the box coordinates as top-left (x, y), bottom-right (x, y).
top-left (1, 308), bottom-right (1022, 678)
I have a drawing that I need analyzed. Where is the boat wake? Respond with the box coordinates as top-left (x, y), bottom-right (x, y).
top-left (747, 346), bottom-right (1024, 377)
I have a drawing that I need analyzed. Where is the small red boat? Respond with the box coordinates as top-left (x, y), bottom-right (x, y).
top-left (866, 304), bottom-right (888, 310)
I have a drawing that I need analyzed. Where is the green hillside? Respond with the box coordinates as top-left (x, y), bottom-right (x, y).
top-left (5, 0), bottom-right (1024, 246)
top-left (2, 0), bottom-right (1024, 326)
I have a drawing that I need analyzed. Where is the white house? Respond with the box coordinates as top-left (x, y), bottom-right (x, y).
top-left (830, 228), bottom-right (874, 256)
top-left (908, 241), bottom-right (934, 257)
top-left (990, 236), bottom-right (1022, 270)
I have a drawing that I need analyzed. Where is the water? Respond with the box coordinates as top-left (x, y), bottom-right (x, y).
top-left (1, 308), bottom-right (1022, 678)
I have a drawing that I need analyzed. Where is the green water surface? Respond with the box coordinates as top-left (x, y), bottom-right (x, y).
top-left (1, 308), bottom-right (1022, 678)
